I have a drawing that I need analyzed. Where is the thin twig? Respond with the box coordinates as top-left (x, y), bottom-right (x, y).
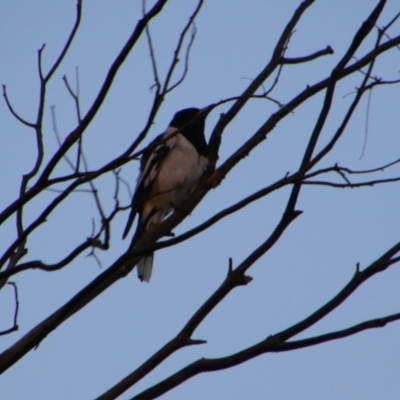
top-left (44, 0), bottom-right (82, 82)
top-left (51, 106), bottom-right (75, 170)
top-left (281, 45), bottom-right (334, 64)
top-left (303, 176), bottom-right (400, 188)
top-left (2, 86), bottom-right (35, 127)
top-left (162, 0), bottom-right (204, 93)
top-left (142, 0), bottom-right (161, 92)
top-left (0, 282), bottom-right (19, 336)
top-left (167, 23), bottom-right (197, 92)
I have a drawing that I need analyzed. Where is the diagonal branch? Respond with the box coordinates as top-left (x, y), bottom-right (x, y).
top-left (130, 240), bottom-right (400, 400)
top-left (162, 0), bottom-right (204, 93)
top-left (274, 0), bottom-right (386, 243)
top-left (0, 0), bottom-right (397, 380)
top-left (130, 311), bottom-right (400, 400)
top-left (208, 0), bottom-right (316, 164)
top-left (36, 0), bottom-right (169, 185)
top-left (44, 0), bottom-right (82, 83)
top-left (276, 240), bottom-right (400, 342)
top-left (3, 0), bottom-right (84, 282)
top-left (276, 312), bottom-right (400, 351)
top-left (166, 23), bottom-right (197, 92)
top-left (1, 30), bottom-right (399, 231)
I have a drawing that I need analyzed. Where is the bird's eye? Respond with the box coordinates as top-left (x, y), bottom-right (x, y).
top-left (156, 146), bottom-right (169, 156)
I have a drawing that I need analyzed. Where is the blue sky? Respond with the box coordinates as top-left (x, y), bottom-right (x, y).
top-left (1, 1), bottom-right (400, 399)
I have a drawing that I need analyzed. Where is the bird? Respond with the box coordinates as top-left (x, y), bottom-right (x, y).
top-left (123, 107), bottom-right (211, 282)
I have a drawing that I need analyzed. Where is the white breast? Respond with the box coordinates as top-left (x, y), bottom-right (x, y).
top-left (141, 132), bottom-right (208, 226)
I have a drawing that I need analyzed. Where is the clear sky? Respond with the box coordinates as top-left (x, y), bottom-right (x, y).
top-left (1, 1), bottom-right (400, 399)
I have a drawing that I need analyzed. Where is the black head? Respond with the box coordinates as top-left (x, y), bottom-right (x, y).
top-left (169, 108), bottom-right (201, 128)
top-left (169, 107), bottom-right (211, 156)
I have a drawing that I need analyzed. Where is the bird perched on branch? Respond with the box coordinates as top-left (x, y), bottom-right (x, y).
top-left (123, 107), bottom-right (211, 282)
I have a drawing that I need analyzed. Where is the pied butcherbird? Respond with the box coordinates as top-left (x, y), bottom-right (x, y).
top-left (123, 107), bottom-right (211, 282)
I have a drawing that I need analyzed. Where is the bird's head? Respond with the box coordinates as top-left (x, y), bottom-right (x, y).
top-left (169, 106), bottom-right (212, 156)
top-left (169, 106), bottom-right (212, 130)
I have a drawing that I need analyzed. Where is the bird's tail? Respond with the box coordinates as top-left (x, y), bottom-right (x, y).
top-left (137, 253), bottom-right (154, 282)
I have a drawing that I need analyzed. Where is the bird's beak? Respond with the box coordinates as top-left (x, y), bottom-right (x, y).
top-left (198, 104), bottom-right (214, 117)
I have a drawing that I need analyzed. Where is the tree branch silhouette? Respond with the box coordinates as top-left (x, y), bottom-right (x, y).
top-left (2, 1), bottom-right (400, 399)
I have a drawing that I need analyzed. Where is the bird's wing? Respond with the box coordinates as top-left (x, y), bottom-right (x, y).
top-left (122, 132), bottom-right (174, 239)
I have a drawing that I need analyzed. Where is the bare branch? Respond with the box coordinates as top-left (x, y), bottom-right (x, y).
top-left (208, 0), bottom-right (316, 163)
top-left (130, 240), bottom-right (400, 399)
top-left (44, 0), bottom-right (82, 82)
top-left (0, 174), bottom-right (104, 271)
top-left (63, 67), bottom-right (84, 171)
top-left (1, 30), bottom-right (399, 231)
top-left (277, 0), bottom-right (385, 244)
top-left (0, 282), bottom-right (19, 336)
top-left (303, 176), bottom-right (400, 188)
top-left (35, 0), bottom-right (169, 185)
top-left (281, 45), bottom-right (334, 64)
top-left (275, 239), bottom-right (400, 343)
top-left (0, 251), bottom-right (135, 374)
top-left (142, 0), bottom-right (161, 92)
top-left (162, 0), bottom-right (204, 93)
top-left (276, 312), bottom-right (400, 351)
top-left (62, 73), bottom-right (82, 122)
top-left (0, 238), bottom-right (104, 281)
top-left (37, 44), bottom-right (45, 83)
top-left (1, 4), bottom-right (399, 388)
top-left (380, 10), bottom-right (400, 37)
top-left (360, 88), bottom-right (373, 159)
top-left (309, 19), bottom-right (385, 170)
top-left (167, 23), bottom-right (197, 92)
top-left (130, 311), bottom-right (400, 400)
top-left (5, 0), bottom-right (83, 274)
top-left (96, 265), bottom-right (253, 400)
top-left (144, 172), bottom-right (303, 254)
top-left (51, 105), bottom-right (75, 170)
top-left (341, 158), bottom-right (400, 174)
top-left (2, 85), bottom-right (35, 127)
